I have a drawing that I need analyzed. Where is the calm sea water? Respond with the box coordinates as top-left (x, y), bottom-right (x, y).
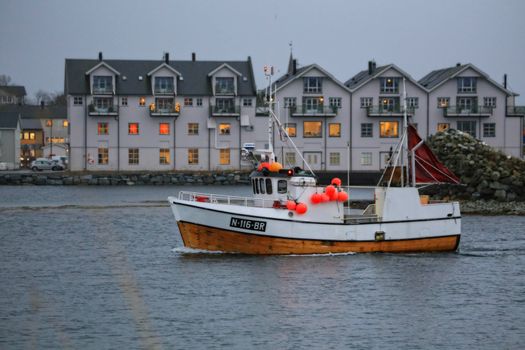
top-left (0, 185), bottom-right (524, 349)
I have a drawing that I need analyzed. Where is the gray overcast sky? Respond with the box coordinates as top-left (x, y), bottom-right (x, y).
top-left (1, 0), bottom-right (524, 102)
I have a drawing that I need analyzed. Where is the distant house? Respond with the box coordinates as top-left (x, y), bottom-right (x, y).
top-left (0, 86), bottom-right (26, 105)
top-left (20, 118), bottom-right (43, 167)
top-left (419, 63), bottom-right (524, 158)
top-left (0, 111), bottom-right (21, 169)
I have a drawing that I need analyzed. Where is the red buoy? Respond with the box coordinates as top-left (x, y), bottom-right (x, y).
top-left (310, 193), bottom-right (322, 204)
top-left (337, 191), bottom-right (349, 202)
top-left (296, 203), bottom-right (307, 214)
top-left (325, 185), bottom-right (336, 196)
top-left (331, 178), bottom-right (342, 187)
top-left (329, 190), bottom-right (339, 201)
top-left (286, 200), bottom-right (296, 211)
top-left (321, 193), bottom-right (330, 202)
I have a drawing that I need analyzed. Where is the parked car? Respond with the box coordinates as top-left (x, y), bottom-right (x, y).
top-left (31, 159), bottom-right (64, 171)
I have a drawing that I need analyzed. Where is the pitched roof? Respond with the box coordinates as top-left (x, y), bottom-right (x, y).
top-left (271, 63), bottom-right (350, 93)
top-left (418, 63), bottom-right (516, 95)
top-left (0, 111), bottom-right (20, 129)
top-left (0, 104), bottom-right (67, 119)
top-left (344, 64), bottom-right (391, 90)
top-left (0, 85), bottom-right (27, 97)
top-left (65, 58), bottom-right (257, 96)
top-left (20, 118), bottom-right (42, 129)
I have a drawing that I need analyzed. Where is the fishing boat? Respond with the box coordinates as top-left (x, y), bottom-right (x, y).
top-left (168, 68), bottom-right (461, 254)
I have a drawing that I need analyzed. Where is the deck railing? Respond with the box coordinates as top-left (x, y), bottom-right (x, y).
top-left (178, 191), bottom-right (277, 208)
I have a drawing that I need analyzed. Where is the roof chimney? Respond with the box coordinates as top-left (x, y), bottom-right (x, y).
top-left (40, 100), bottom-right (45, 109)
top-left (503, 74), bottom-right (507, 89)
top-left (98, 52), bottom-right (103, 61)
top-left (192, 52), bottom-right (196, 62)
top-left (368, 60), bottom-right (375, 75)
top-left (456, 62), bottom-right (461, 67)
top-left (164, 52), bottom-right (169, 64)
top-left (292, 59), bottom-right (297, 75)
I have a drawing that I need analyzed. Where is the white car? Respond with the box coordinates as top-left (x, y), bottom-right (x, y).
top-left (31, 159), bottom-right (64, 171)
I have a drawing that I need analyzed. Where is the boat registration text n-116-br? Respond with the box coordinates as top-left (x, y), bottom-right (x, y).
top-left (230, 217), bottom-right (267, 232)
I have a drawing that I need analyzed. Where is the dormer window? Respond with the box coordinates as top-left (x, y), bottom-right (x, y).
top-left (457, 77), bottom-right (477, 93)
top-left (154, 77), bottom-right (174, 94)
top-left (93, 76), bottom-right (112, 94)
top-left (303, 77), bottom-right (322, 93)
top-left (215, 77), bottom-right (235, 95)
top-left (380, 77), bottom-right (399, 94)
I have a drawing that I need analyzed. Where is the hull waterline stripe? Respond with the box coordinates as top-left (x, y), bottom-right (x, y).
top-left (172, 201), bottom-right (461, 226)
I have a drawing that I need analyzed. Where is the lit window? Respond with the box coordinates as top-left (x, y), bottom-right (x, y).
top-left (361, 123), bottom-right (373, 137)
top-left (98, 122), bottom-right (108, 135)
top-left (329, 123), bottom-right (341, 137)
top-left (23, 132), bottom-right (29, 140)
top-left (380, 78), bottom-right (399, 93)
top-left (360, 152), bottom-right (372, 166)
top-left (159, 148), bottom-right (170, 164)
top-left (63, 120), bottom-right (69, 127)
top-left (219, 123), bottom-right (231, 135)
top-left (46, 120), bottom-right (53, 127)
top-left (437, 97), bottom-right (450, 108)
top-left (483, 123), bottom-right (496, 137)
top-left (128, 148), bottom-right (139, 165)
top-left (73, 96), bottom-right (83, 105)
top-left (139, 97), bottom-right (146, 106)
top-left (284, 123), bottom-right (296, 137)
top-left (98, 148), bottom-right (108, 165)
top-left (219, 149), bottom-right (230, 165)
top-left (303, 121), bottom-right (322, 137)
top-left (159, 123), bottom-right (170, 135)
top-left (285, 152), bottom-right (296, 165)
top-left (188, 148), bottom-right (199, 164)
top-left (128, 123), bottom-right (139, 135)
top-left (437, 123), bottom-right (450, 132)
top-left (188, 123), bottom-right (199, 135)
top-left (30, 132), bottom-right (35, 140)
top-left (329, 152), bottom-right (340, 166)
top-left (184, 98), bottom-right (193, 106)
top-left (379, 121), bottom-right (399, 138)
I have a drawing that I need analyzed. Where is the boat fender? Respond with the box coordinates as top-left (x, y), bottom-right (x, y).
top-left (337, 191), bottom-right (349, 202)
top-left (286, 200), bottom-right (297, 211)
top-left (296, 203), bottom-right (308, 214)
top-left (310, 193), bottom-right (322, 204)
top-left (329, 189), bottom-right (339, 201)
top-left (325, 185), bottom-right (336, 196)
top-left (321, 193), bottom-right (330, 202)
top-left (331, 178), bottom-right (342, 187)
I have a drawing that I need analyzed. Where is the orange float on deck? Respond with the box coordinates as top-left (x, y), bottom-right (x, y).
top-left (286, 200), bottom-right (296, 211)
top-left (310, 193), bottom-right (322, 204)
top-left (331, 178), bottom-right (342, 187)
top-left (269, 162), bottom-right (283, 172)
top-left (337, 191), bottom-right (349, 202)
top-left (295, 203), bottom-right (307, 214)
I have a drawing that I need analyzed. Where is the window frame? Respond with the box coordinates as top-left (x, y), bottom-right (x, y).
top-left (219, 148), bottom-right (230, 165)
top-left (303, 77), bottom-right (323, 93)
top-left (437, 123), bottom-right (450, 132)
top-left (329, 152), bottom-right (340, 166)
top-left (457, 77), bottom-right (477, 93)
top-left (128, 123), bottom-right (139, 135)
top-left (303, 121), bottom-right (323, 138)
top-left (360, 152), bottom-right (372, 166)
top-left (188, 123), bottom-right (199, 135)
top-left (329, 123), bottom-right (341, 137)
top-left (98, 147), bottom-right (109, 165)
top-left (218, 123), bottom-right (231, 135)
top-left (361, 123), bottom-right (373, 137)
top-left (159, 122), bottom-right (170, 135)
top-left (73, 96), bottom-right (83, 105)
top-left (360, 97), bottom-right (373, 108)
top-left (457, 120), bottom-right (477, 138)
top-left (380, 77), bottom-right (399, 94)
top-left (483, 123), bottom-right (496, 137)
top-left (97, 122), bottom-right (109, 135)
top-left (128, 148), bottom-right (139, 165)
top-left (159, 148), bottom-right (170, 165)
top-left (379, 121), bottom-right (399, 138)
top-left (188, 148), bottom-right (199, 165)
top-left (284, 123), bottom-right (296, 137)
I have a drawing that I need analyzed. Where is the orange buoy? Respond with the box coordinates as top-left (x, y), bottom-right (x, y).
top-left (329, 189), bottom-right (339, 201)
top-left (258, 162), bottom-right (270, 171)
top-left (310, 193), bottom-right (322, 204)
top-left (331, 178), bottom-right (342, 187)
top-left (337, 191), bottom-right (349, 202)
top-left (286, 200), bottom-right (297, 211)
top-left (269, 162), bottom-right (283, 172)
top-left (325, 185), bottom-right (336, 196)
top-left (321, 193), bottom-right (330, 202)
top-left (295, 202), bottom-right (307, 214)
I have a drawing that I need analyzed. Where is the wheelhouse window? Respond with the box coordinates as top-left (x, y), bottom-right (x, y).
top-left (219, 149), bottom-right (230, 165)
top-left (303, 77), bottom-right (322, 93)
top-left (259, 178), bottom-right (265, 194)
top-left (215, 77), bottom-right (235, 95)
top-left (128, 123), bottom-right (139, 135)
top-left (379, 121), bottom-right (399, 138)
top-left (265, 178), bottom-right (273, 194)
top-left (284, 123), bottom-right (296, 137)
top-left (457, 77), bottom-right (477, 93)
top-left (93, 76), bottom-right (112, 94)
top-left (329, 123), bottom-right (341, 137)
top-left (303, 121), bottom-right (322, 138)
top-left (277, 180), bottom-right (287, 194)
top-left (219, 123), bottom-right (231, 135)
top-left (380, 77), bottom-right (399, 93)
top-left (457, 121), bottom-right (477, 138)
top-left (154, 77), bottom-right (174, 94)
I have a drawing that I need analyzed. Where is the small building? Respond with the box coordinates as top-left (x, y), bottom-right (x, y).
top-left (0, 111), bottom-right (21, 169)
top-left (20, 118), bottom-right (44, 167)
top-left (0, 86), bottom-right (26, 105)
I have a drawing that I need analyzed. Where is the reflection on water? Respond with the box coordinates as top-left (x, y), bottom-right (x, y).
top-left (0, 185), bottom-right (524, 349)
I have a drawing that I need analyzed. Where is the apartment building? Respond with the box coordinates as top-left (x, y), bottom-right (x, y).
top-left (345, 61), bottom-right (428, 171)
top-left (65, 53), bottom-right (257, 171)
top-left (256, 58), bottom-right (352, 171)
top-left (0, 111), bottom-right (21, 169)
top-left (419, 63), bottom-right (523, 158)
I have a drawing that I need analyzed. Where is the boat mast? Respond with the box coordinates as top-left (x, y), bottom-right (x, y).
top-left (402, 77), bottom-right (409, 187)
top-left (264, 65), bottom-right (275, 163)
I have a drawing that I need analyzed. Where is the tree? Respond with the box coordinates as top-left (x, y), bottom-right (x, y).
top-left (0, 74), bottom-right (12, 86)
top-left (34, 90), bottom-right (67, 106)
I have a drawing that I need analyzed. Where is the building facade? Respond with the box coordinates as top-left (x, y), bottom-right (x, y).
top-left (0, 111), bottom-right (21, 169)
top-left (0, 86), bottom-right (26, 105)
top-left (65, 53), bottom-right (257, 171)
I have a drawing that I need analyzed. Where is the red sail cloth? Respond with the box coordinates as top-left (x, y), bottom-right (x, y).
top-left (408, 125), bottom-right (460, 184)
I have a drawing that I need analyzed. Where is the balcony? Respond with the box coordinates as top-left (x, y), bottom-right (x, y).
top-left (366, 105), bottom-right (414, 117)
top-left (443, 105), bottom-right (493, 117)
top-left (149, 105), bottom-right (179, 117)
top-left (153, 87), bottom-right (175, 95)
top-left (290, 105), bottom-right (338, 117)
top-left (92, 86), bottom-right (113, 95)
top-left (88, 104), bottom-right (119, 116)
top-left (507, 106), bottom-right (525, 117)
top-left (214, 87), bottom-right (235, 96)
top-left (210, 104), bottom-right (240, 116)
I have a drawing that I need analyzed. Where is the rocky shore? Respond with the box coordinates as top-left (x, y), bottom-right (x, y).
top-left (0, 172), bottom-right (251, 186)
